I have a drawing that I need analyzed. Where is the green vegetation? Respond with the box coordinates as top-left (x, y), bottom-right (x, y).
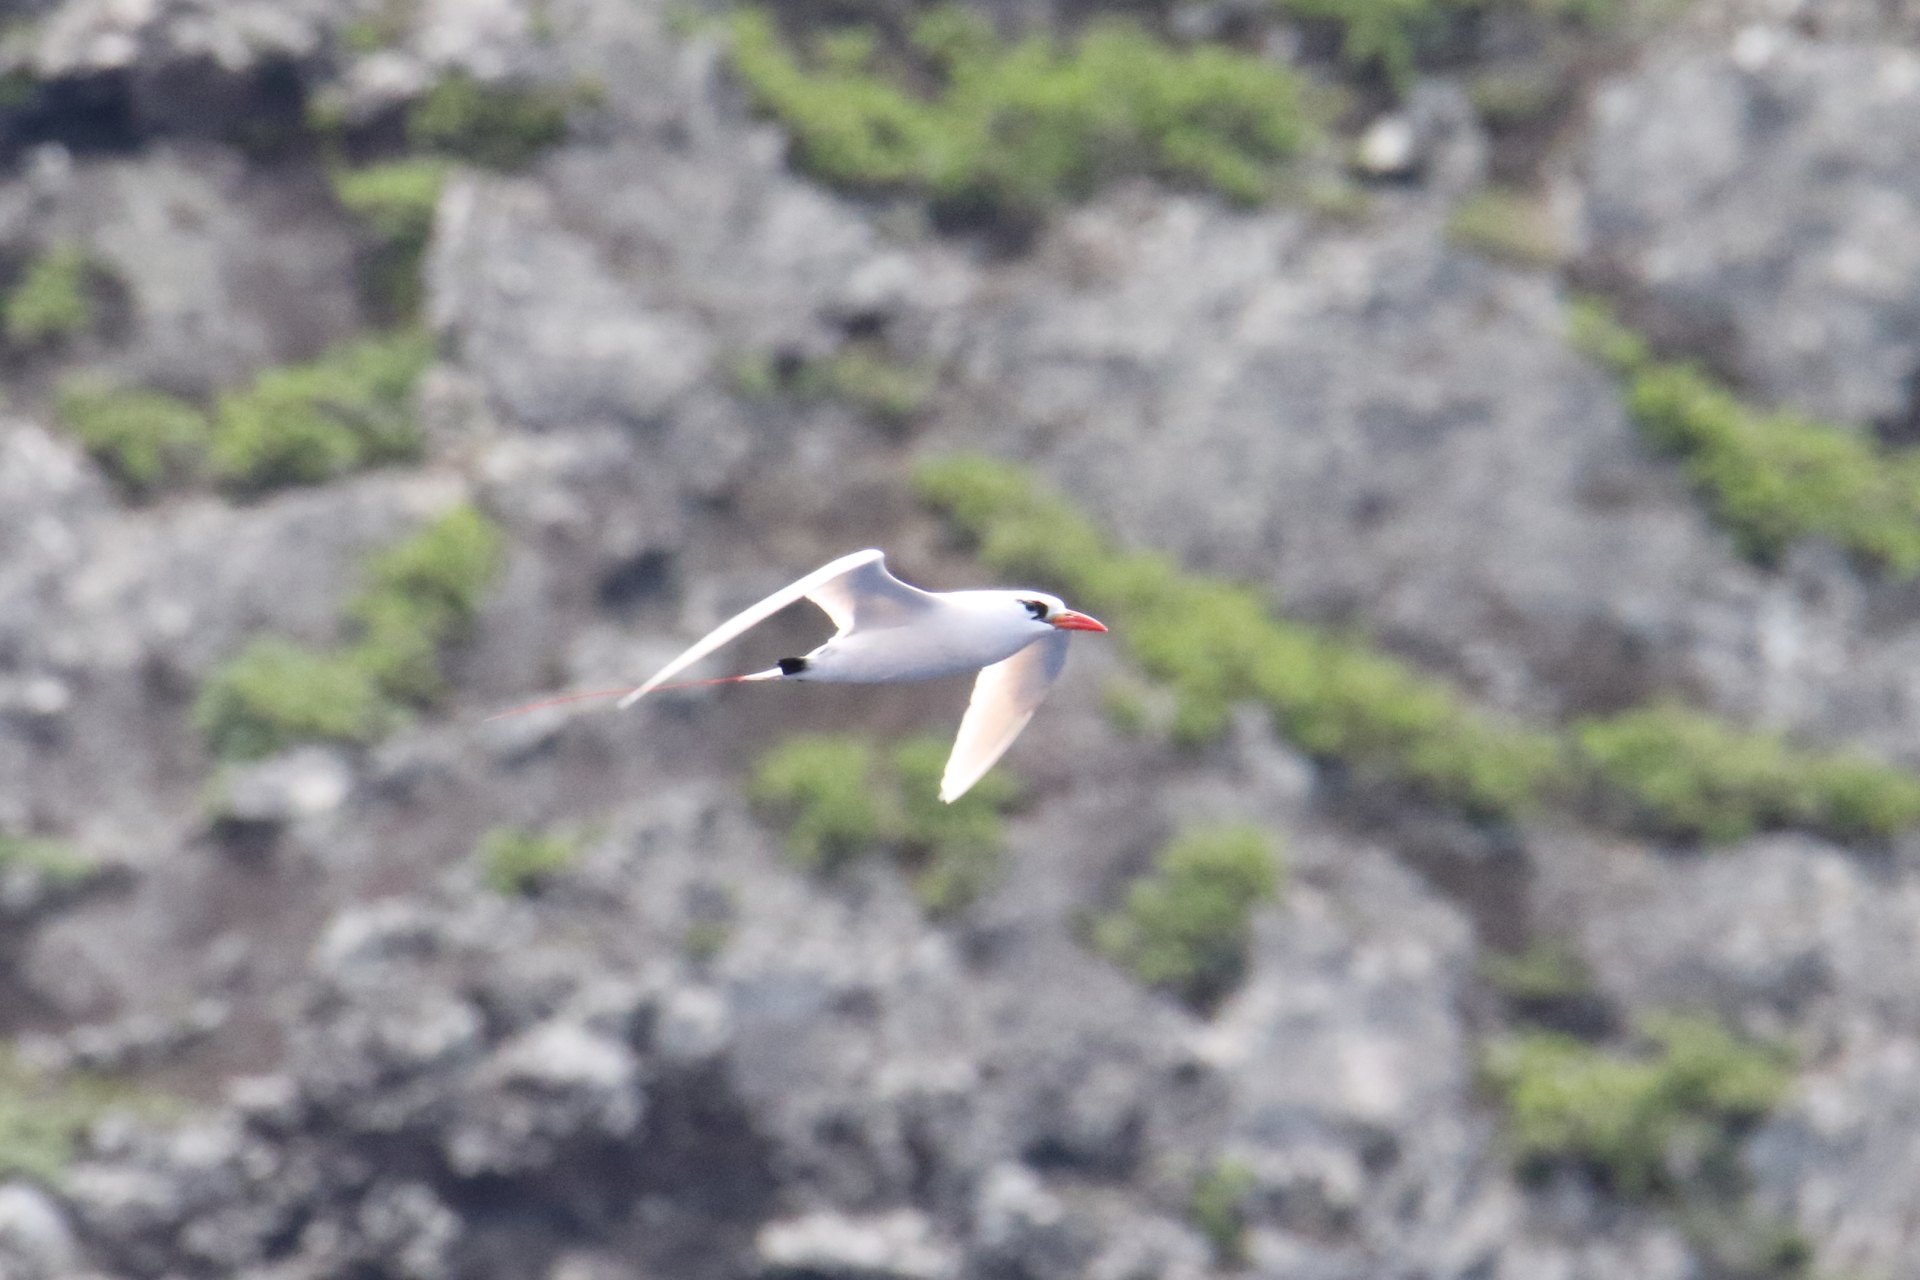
top-left (56, 381), bottom-right (212, 496)
top-left (0, 831), bottom-right (93, 886)
top-left (915, 454), bottom-right (1566, 818)
top-left (1577, 703), bottom-right (1920, 844)
top-left (350, 503), bottom-right (505, 704)
top-left (5, 244), bottom-right (94, 343)
top-left (728, 6), bottom-right (1310, 228)
top-left (193, 640), bottom-right (393, 760)
top-left (331, 159), bottom-right (449, 321)
top-left (749, 735), bottom-right (886, 872)
top-left (208, 329), bottom-right (433, 494)
top-left (1447, 188), bottom-right (1561, 267)
top-left (0, 1050), bottom-right (180, 1183)
top-left (1481, 938), bottom-right (1592, 1005)
top-left (1277, 0), bottom-right (1440, 87)
top-left (1570, 296), bottom-right (1920, 575)
top-left (479, 827), bottom-right (579, 894)
top-left (809, 345), bottom-right (938, 425)
top-left (733, 343), bottom-right (938, 425)
top-left (1482, 1013), bottom-right (1791, 1198)
top-left (1093, 825), bottom-right (1281, 1010)
top-left (891, 734), bottom-right (1019, 912)
top-left (195, 505), bottom-right (504, 759)
top-left (408, 70), bottom-right (576, 168)
top-left (1190, 1157), bottom-right (1257, 1267)
top-left (749, 733), bottom-right (1018, 912)
top-left (920, 453), bottom-right (1920, 844)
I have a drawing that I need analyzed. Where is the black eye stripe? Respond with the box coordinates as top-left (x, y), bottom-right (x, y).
top-left (1022, 599), bottom-right (1048, 620)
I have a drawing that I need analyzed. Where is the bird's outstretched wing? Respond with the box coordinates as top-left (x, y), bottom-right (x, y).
top-left (940, 632), bottom-right (1069, 803)
top-left (616, 550), bottom-right (934, 708)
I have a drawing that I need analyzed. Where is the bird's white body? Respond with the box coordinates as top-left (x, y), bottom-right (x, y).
top-left (795, 590), bottom-right (1058, 682)
top-left (614, 550), bottom-right (1107, 802)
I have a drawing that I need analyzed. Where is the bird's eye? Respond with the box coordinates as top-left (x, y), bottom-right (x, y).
top-left (1021, 599), bottom-right (1048, 620)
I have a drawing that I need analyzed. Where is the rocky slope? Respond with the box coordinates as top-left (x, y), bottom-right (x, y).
top-left (2, 0), bottom-right (1920, 1276)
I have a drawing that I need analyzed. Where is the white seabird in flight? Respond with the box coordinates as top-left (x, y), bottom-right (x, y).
top-left (595, 549), bottom-right (1107, 802)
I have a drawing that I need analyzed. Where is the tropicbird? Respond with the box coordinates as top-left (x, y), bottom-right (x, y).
top-left (573, 549), bottom-right (1107, 802)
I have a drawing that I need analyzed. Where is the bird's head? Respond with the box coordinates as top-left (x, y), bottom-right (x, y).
top-left (1014, 592), bottom-right (1108, 633)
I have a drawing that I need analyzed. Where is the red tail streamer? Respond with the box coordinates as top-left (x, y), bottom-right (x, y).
top-left (485, 674), bottom-right (764, 721)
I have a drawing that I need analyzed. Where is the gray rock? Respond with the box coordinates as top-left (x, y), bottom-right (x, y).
top-left (755, 1209), bottom-right (961, 1280)
top-left (214, 748), bottom-right (354, 826)
top-left (0, 1182), bottom-right (80, 1280)
top-left (1582, 36), bottom-right (1920, 430)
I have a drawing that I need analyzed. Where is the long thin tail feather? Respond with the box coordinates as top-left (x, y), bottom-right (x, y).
top-left (486, 669), bottom-right (781, 721)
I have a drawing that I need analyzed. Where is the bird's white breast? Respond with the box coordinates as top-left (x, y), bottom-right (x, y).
top-left (799, 591), bottom-right (1043, 683)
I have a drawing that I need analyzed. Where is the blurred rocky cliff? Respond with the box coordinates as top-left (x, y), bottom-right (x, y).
top-left (3, 0), bottom-right (1920, 1276)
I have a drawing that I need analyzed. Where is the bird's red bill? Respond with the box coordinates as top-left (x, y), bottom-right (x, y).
top-left (1050, 611), bottom-right (1108, 632)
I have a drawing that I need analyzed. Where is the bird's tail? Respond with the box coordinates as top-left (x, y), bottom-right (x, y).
top-left (487, 669), bottom-right (782, 721)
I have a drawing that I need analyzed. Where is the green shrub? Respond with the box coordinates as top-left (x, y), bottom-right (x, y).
top-left (332, 159), bottom-right (449, 320)
top-left (1482, 1013), bottom-right (1791, 1198)
top-left (5, 244), bottom-right (94, 343)
top-left (407, 70), bottom-right (574, 168)
top-left (347, 503), bottom-right (504, 704)
top-left (915, 454), bottom-right (1567, 817)
top-left (195, 506), bottom-right (504, 758)
top-left (891, 734), bottom-right (1017, 913)
top-left (750, 736), bottom-right (888, 872)
top-left (1447, 188), bottom-right (1561, 267)
top-left (479, 827), bottom-right (579, 894)
top-left (1481, 938), bottom-right (1592, 1004)
top-left (728, 7), bottom-right (1311, 226)
top-left (750, 732), bottom-right (1018, 908)
top-left (56, 381), bottom-right (211, 495)
top-left (0, 1051), bottom-right (179, 1184)
top-left (192, 640), bottom-right (394, 760)
top-left (807, 345), bottom-right (937, 424)
top-left (1190, 1157), bottom-right (1257, 1266)
top-left (1576, 703), bottom-right (1920, 844)
top-left (1574, 297), bottom-right (1920, 575)
top-left (209, 330), bottom-right (433, 494)
top-left (0, 832), bottom-right (93, 886)
top-left (1276, 0), bottom-right (1440, 87)
top-left (1094, 825), bottom-right (1281, 1010)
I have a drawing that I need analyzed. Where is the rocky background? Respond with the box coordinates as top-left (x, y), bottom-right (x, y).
top-left (2, 0), bottom-right (1920, 1276)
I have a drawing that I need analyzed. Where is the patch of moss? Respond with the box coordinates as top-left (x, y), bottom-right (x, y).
top-left (750, 732), bottom-right (1018, 910)
top-left (1482, 1013), bottom-right (1791, 1199)
top-left (0, 832), bottom-right (93, 886)
top-left (891, 734), bottom-right (1017, 913)
top-left (750, 735), bottom-right (887, 872)
top-left (1481, 938), bottom-right (1592, 1004)
top-left (195, 506), bottom-right (504, 759)
top-left (806, 344), bottom-right (938, 425)
top-left (407, 70), bottom-right (575, 169)
top-left (5, 244), bottom-right (94, 344)
top-left (479, 827), bottom-right (579, 895)
top-left (0, 1050), bottom-right (180, 1184)
top-left (1576, 702), bottom-right (1920, 844)
top-left (209, 330), bottom-right (433, 495)
top-left (915, 454), bottom-right (1567, 818)
top-left (728, 6), bottom-right (1311, 229)
top-left (1447, 187), bottom-right (1561, 267)
top-left (1094, 825), bottom-right (1282, 1011)
top-left (56, 380), bottom-right (212, 496)
top-left (348, 503), bottom-right (504, 704)
top-left (1275, 0), bottom-right (1440, 88)
top-left (331, 159), bottom-right (449, 321)
top-left (1571, 296), bottom-right (1920, 575)
top-left (1190, 1157), bottom-right (1257, 1267)
top-left (192, 639), bottom-right (395, 761)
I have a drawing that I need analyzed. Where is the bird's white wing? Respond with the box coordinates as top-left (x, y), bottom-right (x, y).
top-left (939, 632), bottom-right (1070, 803)
top-left (617, 550), bottom-right (931, 709)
